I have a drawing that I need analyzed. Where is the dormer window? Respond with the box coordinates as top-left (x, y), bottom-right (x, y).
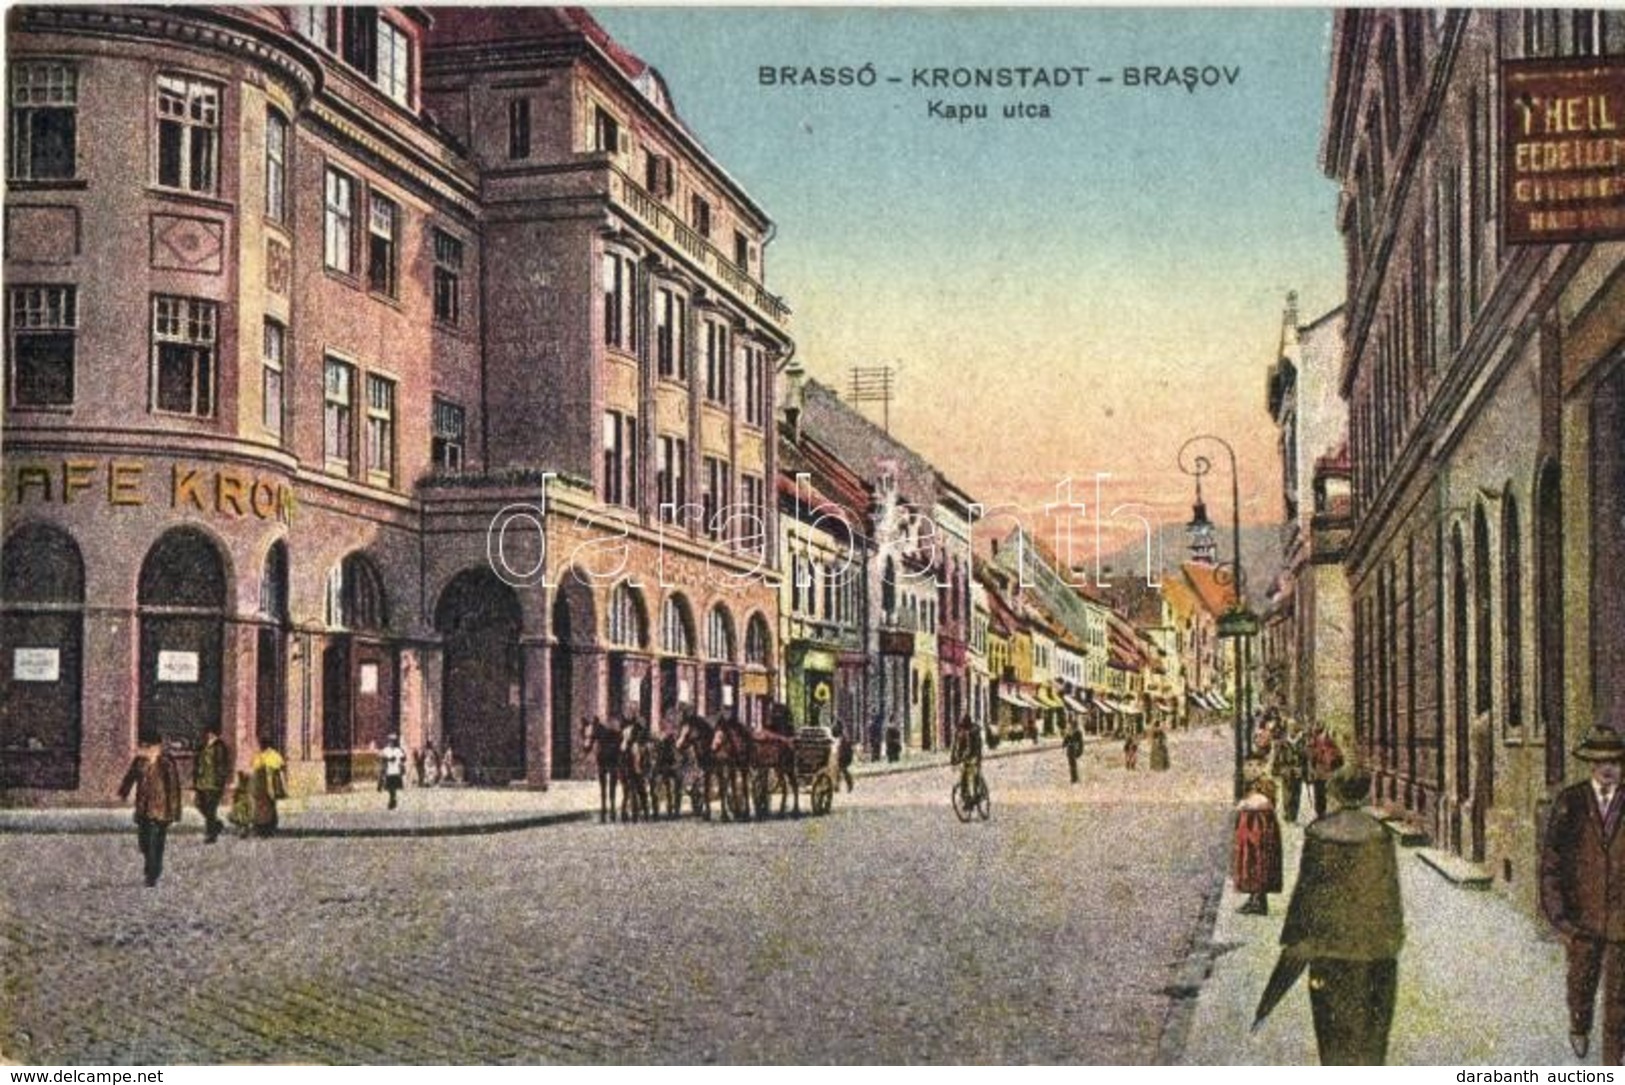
top-left (296, 7), bottom-right (414, 108)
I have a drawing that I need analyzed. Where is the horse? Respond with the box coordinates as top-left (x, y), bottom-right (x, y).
top-left (581, 717), bottom-right (621, 823)
top-left (619, 721), bottom-right (652, 823)
top-left (751, 719), bottom-right (801, 818)
top-left (647, 730), bottom-right (683, 819)
top-left (710, 716), bottom-right (756, 821)
top-left (676, 715), bottom-right (718, 820)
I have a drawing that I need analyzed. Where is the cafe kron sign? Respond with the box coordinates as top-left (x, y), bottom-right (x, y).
top-left (1503, 58), bottom-right (1625, 245)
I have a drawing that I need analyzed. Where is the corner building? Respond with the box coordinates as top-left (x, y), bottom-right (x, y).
top-left (1324, 9), bottom-right (1625, 914)
top-left (1, 6), bottom-right (790, 804)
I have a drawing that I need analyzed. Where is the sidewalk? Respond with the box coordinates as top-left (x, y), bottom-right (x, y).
top-left (0, 734), bottom-right (1068, 838)
top-left (1179, 808), bottom-right (1579, 1065)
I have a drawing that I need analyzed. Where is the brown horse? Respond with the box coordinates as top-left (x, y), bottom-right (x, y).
top-left (676, 715), bottom-right (719, 820)
top-left (710, 716), bottom-right (755, 821)
top-left (619, 721), bottom-right (652, 822)
top-left (581, 717), bottom-right (621, 823)
top-left (647, 730), bottom-right (683, 819)
top-left (752, 715), bottom-right (801, 818)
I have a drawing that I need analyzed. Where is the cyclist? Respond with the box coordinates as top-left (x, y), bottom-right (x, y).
top-left (950, 714), bottom-right (983, 804)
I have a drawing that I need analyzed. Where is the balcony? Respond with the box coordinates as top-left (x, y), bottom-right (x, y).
top-left (607, 167), bottom-right (791, 330)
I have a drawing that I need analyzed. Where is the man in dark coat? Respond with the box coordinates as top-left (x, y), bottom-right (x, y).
top-left (117, 732), bottom-right (182, 887)
top-left (192, 724), bottom-right (232, 843)
top-left (1540, 724), bottom-right (1625, 1063)
top-left (1063, 720), bottom-right (1084, 784)
top-left (1257, 768), bottom-right (1404, 1064)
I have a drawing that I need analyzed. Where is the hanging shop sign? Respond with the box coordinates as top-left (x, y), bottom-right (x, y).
top-left (1503, 58), bottom-right (1625, 244)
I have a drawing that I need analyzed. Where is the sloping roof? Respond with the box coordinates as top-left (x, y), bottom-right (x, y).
top-left (1180, 562), bottom-right (1238, 618)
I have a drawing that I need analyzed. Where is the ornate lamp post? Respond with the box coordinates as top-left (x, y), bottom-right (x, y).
top-left (1179, 434), bottom-right (1258, 801)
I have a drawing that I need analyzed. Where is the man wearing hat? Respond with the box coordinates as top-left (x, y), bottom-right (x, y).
top-left (1540, 724), bottom-right (1625, 1062)
top-left (379, 733), bottom-right (408, 810)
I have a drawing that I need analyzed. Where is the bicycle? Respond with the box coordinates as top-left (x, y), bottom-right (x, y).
top-left (952, 765), bottom-right (991, 822)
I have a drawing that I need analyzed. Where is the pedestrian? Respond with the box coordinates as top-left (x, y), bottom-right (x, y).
top-left (1123, 730), bottom-right (1139, 770)
top-left (117, 732), bottom-right (182, 887)
top-left (1271, 725), bottom-right (1305, 823)
top-left (441, 741), bottom-right (460, 785)
top-left (249, 735), bottom-right (287, 837)
top-left (1254, 769), bottom-right (1404, 1065)
top-left (1540, 723), bottom-right (1625, 1063)
top-left (869, 713), bottom-right (883, 763)
top-left (1025, 716), bottom-right (1038, 745)
top-left (192, 723), bottom-right (232, 844)
top-left (227, 771), bottom-right (253, 837)
top-left (836, 725), bottom-right (855, 792)
top-left (378, 733), bottom-right (407, 809)
top-left (412, 744), bottom-right (427, 787)
top-left (1149, 723), bottom-right (1170, 772)
top-left (1063, 720), bottom-right (1084, 784)
top-left (1307, 726), bottom-right (1345, 819)
top-left (1232, 776), bottom-right (1282, 915)
top-left (885, 723), bottom-right (902, 764)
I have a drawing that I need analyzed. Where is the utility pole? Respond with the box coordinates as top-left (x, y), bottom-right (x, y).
top-left (847, 365), bottom-right (896, 433)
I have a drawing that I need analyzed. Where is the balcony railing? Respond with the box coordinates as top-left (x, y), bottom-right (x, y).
top-left (608, 167), bottom-right (791, 329)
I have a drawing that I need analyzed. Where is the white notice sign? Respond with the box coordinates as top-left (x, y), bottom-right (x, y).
top-left (13, 648), bottom-right (60, 683)
top-left (157, 651), bottom-right (199, 684)
top-left (359, 663), bottom-right (379, 695)
top-left (723, 685), bottom-right (735, 708)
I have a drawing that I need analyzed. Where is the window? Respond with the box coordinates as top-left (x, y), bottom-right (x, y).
top-left (704, 319), bottom-right (730, 405)
top-left (602, 410), bottom-right (638, 507)
top-left (657, 434), bottom-right (688, 523)
top-left (155, 75), bottom-right (219, 194)
top-left (656, 287), bottom-right (686, 379)
top-left (508, 98), bottom-right (530, 160)
top-left (1473, 505), bottom-right (1492, 715)
top-left (608, 583), bottom-right (646, 648)
top-left (293, 6), bottom-right (334, 51)
top-left (743, 343), bottom-right (766, 426)
top-left (366, 374), bottom-right (396, 486)
top-left (432, 397), bottom-right (465, 472)
top-left (367, 192), bottom-right (399, 298)
top-left (151, 296), bottom-right (216, 416)
top-left (706, 606), bottom-right (734, 662)
top-left (645, 151), bottom-right (672, 198)
top-left (594, 106), bottom-right (621, 154)
top-left (341, 8), bottom-right (378, 82)
top-left (375, 18), bottom-right (410, 106)
top-left (265, 109), bottom-right (288, 222)
top-left (9, 62), bottom-right (76, 181)
top-left (662, 597), bottom-right (694, 656)
top-left (691, 194), bottom-right (712, 238)
top-left (602, 251), bottom-right (636, 351)
top-left (324, 358), bottom-right (354, 471)
top-left (433, 229), bottom-right (463, 325)
top-left (702, 455), bottom-right (731, 542)
top-left (7, 285), bottom-right (76, 408)
top-left (262, 319), bottom-right (285, 438)
top-left (740, 473), bottom-right (766, 554)
top-left (324, 168), bottom-right (355, 273)
top-left (734, 230), bottom-right (750, 271)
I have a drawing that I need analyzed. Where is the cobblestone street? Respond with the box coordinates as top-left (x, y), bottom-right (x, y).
top-left (0, 730), bottom-right (1232, 1064)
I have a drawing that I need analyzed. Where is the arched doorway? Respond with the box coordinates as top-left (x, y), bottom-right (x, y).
top-left (550, 573), bottom-right (597, 778)
top-left (436, 569), bottom-right (524, 785)
top-left (660, 593), bottom-right (699, 723)
top-left (607, 581), bottom-right (651, 723)
top-left (139, 527), bottom-right (226, 747)
top-left (1451, 525), bottom-right (1468, 855)
top-left (1, 524), bottom-right (85, 788)
top-left (322, 552), bottom-right (392, 789)
top-left (705, 603), bottom-right (738, 720)
top-left (256, 541), bottom-right (290, 754)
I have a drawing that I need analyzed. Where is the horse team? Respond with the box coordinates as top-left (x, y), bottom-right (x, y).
top-left (580, 709), bottom-right (804, 824)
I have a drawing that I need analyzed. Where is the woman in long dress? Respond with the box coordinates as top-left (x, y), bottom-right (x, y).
top-left (249, 739), bottom-right (287, 837)
top-left (1232, 776), bottom-right (1283, 915)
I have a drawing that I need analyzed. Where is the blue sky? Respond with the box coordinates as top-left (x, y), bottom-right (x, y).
top-left (593, 7), bottom-right (1345, 551)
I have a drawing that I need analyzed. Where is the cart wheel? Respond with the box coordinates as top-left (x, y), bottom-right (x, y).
top-left (975, 775), bottom-right (991, 821)
top-left (811, 774), bottom-right (834, 816)
top-left (951, 782), bottom-right (973, 823)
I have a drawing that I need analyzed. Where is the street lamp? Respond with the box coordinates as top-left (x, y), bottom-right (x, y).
top-left (1178, 434), bottom-right (1257, 802)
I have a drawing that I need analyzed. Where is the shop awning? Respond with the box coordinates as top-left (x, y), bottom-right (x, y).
top-left (1110, 698), bottom-right (1141, 715)
top-left (1034, 687), bottom-right (1065, 710)
top-left (1061, 694), bottom-right (1091, 715)
top-left (1208, 691), bottom-right (1232, 710)
top-left (997, 688), bottom-right (1030, 708)
top-left (1094, 699), bottom-right (1119, 715)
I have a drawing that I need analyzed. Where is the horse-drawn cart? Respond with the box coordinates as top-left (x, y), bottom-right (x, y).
top-left (795, 727), bottom-right (839, 816)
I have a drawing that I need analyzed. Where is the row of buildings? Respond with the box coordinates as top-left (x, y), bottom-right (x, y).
top-left (1263, 9), bottom-right (1625, 918)
top-left (0, 5), bottom-right (1240, 806)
